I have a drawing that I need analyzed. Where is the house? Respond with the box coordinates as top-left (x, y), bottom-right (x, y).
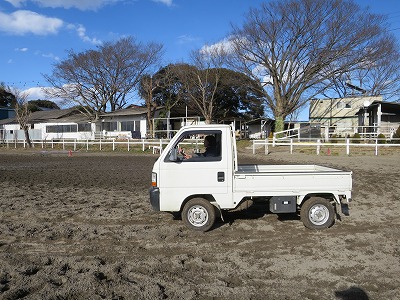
top-left (0, 106), bottom-right (157, 141)
top-left (356, 100), bottom-right (400, 138)
top-left (309, 96), bottom-right (384, 137)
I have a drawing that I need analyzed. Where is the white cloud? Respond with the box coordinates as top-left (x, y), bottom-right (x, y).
top-left (177, 34), bottom-right (199, 45)
top-left (152, 0), bottom-right (173, 6)
top-left (200, 37), bottom-right (236, 55)
top-left (0, 10), bottom-right (63, 35)
top-left (5, 0), bottom-right (121, 11)
top-left (23, 86), bottom-right (65, 106)
top-left (34, 51), bottom-right (60, 61)
top-left (15, 47), bottom-right (29, 52)
top-left (67, 24), bottom-right (102, 45)
top-left (4, 0), bottom-right (25, 7)
top-left (23, 86), bottom-right (47, 100)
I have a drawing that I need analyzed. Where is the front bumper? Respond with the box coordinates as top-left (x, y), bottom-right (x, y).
top-left (149, 187), bottom-right (160, 211)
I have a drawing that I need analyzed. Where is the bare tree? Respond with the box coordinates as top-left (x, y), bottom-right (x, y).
top-left (228, 0), bottom-right (398, 132)
top-left (7, 87), bottom-right (32, 147)
top-left (138, 65), bottom-right (186, 137)
top-left (44, 37), bottom-right (163, 120)
top-left (178, 48), bottom-right (226, 124)
top-left (138, 75), bottom-right (162, 137)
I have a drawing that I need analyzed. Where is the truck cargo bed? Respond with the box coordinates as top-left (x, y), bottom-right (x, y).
top-left (237, 164), bottom-right (348, 174)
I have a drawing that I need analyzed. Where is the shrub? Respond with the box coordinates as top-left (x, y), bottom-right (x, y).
top-left (331, 134), bottom-right (338, 143)
top-left (377, 133), bottom-right (386, 144)
top-left (352, 133), bottom-right (361, 144)
top-left (392, 125), bottom-right (400, 144)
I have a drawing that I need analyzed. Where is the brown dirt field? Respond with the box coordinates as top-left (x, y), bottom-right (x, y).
top-left (0, 148), bottom-right (399, 299)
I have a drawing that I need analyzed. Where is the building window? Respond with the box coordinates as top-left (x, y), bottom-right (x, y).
top-left (121, 121), bottom-right (135, 131)
top-left (337, 102), bottom-right (345, 109)
top-left (135, 120), bottom-right (140, 132)
top-left (102, 122), bottom-right (118, 131)
top-left (78, 123), bottom-right (91, 132)
top-left (46, 125), bottom-right (77, 133)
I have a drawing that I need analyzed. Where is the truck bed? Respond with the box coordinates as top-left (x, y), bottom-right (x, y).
top-left (237, 164), bottom-right (347, 174)
top-left (234, 164), bottom-right (352, 201)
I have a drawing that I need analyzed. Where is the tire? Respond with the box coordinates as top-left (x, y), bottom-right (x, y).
top-left (300, 197), bottom-right (335, 230)
top-left (182, 198), bottom-right (216, 232)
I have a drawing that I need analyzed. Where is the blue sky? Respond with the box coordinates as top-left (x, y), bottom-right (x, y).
top-left (1, 0), bottom-right (400, 119)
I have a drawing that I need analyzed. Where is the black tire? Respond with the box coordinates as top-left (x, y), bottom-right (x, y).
top-left (300, 197), bottom-right (335, 230)
top-left (182, 198), bottom-right (216, 232)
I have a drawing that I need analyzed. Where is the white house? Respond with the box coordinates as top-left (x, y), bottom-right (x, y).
top-left (0, 106), bottom-right (155, 141)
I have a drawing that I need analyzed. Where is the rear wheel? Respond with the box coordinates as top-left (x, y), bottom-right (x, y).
top-left (182, 198), bottom-right (216, 232)
top-left (300, 197), bottom-right (335, 230)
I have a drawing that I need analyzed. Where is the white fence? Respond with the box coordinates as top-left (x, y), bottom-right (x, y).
top-left (253, 138), bottom-right (400, 156)
top-left (0, 137), bottom-right (208, 154)
top-left (0, 138), bottom-right (169, 153)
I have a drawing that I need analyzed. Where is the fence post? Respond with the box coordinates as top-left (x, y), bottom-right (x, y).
top-left (62, 139), bottom-right (65, 150)
top-left (265, 138), bottom-right (269, 155)
top-left (346, 138), bottom-right (350, 155)
top-left (298, 128), bottom-right (300, 142)
top-left (273, 133), bottom-right (276, 147)
top-left (51, 138), bottom-right (54, 149)
top-left (74, 139), bottom-right (76, 151)
top-left (317, 139), bottom-right (320, 155)
top-left (290, 138), bottom-right (293, 154)
top-left (127, 139), bottom-right (130, 151)
top-left (112, 138), bottom-right (115, 151)
top-left (100, 138), bottom-right (102, 151)
top-left (142, 139), bottom-right (145, 152)
top-left (87, 139), bottom-right (89, 151)
top-left (252, 140), bottom-right (255, 155)
top-left (375, 139), bottom-right (378, 156)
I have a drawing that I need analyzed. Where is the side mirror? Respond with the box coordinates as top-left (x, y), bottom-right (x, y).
top-left (169, 147), bottom-right (178, 161)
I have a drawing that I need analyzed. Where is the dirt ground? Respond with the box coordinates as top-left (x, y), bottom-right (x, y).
top-left (0, 147), bottom-right (399, 300)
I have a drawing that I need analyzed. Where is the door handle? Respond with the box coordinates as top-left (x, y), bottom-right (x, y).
top-left (217, 172), bottom-right (225, 182)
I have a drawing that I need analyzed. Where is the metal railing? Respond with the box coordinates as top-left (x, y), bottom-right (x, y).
top-left (253, 138), bottom-right (400, 156)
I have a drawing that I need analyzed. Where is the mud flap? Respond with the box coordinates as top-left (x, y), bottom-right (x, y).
top-left (341, 203), bottom-right (350, 216)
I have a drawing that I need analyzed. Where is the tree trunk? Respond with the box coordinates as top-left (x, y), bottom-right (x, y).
top-left (274, 115), bottom-right (285, 137)
top-left (23, 127), bottom-right (32, 148)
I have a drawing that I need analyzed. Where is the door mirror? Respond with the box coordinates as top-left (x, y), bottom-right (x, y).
top-left (169, 147), bottom-right (178, 162)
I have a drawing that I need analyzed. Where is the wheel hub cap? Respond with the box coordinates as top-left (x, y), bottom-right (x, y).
top-left (188, 205), bottom-right (208, 227)
top-left (309, 204), bottom-right (329, 225)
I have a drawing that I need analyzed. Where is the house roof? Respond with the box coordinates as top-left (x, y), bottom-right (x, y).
top-left (356, 101), bottom-right (400, 115)
top-left (100, 106), bottom-right (149, 117)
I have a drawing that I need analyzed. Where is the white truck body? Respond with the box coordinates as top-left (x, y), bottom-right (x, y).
top-left (150, 124), bottom-right (352, 231)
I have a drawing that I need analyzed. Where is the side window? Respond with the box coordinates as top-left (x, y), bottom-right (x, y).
top-left (166, 130), bottom-right (222, 162)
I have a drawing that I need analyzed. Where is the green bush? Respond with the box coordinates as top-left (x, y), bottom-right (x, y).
top-left (331, 134), bottom-right (338, 143)
top-left (377, 133), bottom-right (386, 144)
top-left (392, 125), bottom-right (400, 144)
top-left (352, 133), bottom-right (361, 144)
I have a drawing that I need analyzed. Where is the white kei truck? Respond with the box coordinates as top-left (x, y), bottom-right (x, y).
top-left (149, 124), bottom-right (352, 231)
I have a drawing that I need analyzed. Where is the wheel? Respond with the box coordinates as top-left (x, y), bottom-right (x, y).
top-left (300, 197), bottom-right (335, 230)
top-left (182, 198), bottom-right (216, 232)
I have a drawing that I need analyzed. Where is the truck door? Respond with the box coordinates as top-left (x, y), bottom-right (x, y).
top-left (159, 129), bottom-right (230, 210)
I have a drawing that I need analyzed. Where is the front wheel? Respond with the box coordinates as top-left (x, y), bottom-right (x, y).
top-left (300, 197), bottom-right (335, 230)
top-left (182, 198), bottom-right (216, 232)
